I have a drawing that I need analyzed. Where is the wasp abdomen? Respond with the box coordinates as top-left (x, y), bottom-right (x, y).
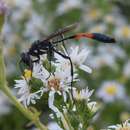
top-left (92, 33), bottom-right (116, 43)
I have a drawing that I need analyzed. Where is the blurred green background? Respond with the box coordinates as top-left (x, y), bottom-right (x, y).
top-left (1, 0), bottom-right (130, 129)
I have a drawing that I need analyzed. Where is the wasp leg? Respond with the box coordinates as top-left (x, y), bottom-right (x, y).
top-left (46, 46), bottom-right (55, 80)
top-left (45, 59), bottom-right (53, 80)
top-left (52, 48), bottom-right (74, 103)
top-left (60, 34), bottom-right (68, 55)
top-left (32, 55), bottom-right (40, 63)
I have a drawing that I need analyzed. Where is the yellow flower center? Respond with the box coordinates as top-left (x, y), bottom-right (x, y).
top-left (122, 27), bottom-right (130, 38)
top-left (48, 78), bottom-right (60, 91)
top-left (24, 69), bottom-right (32, 80)
top-left (90, 10), bottom-right (98, 18)
top-left (105, 85), bottom-right (117, 95)
top-left (88, 9), bottom-right (101, 19)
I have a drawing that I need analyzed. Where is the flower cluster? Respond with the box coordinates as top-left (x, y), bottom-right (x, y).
top-left (14, 46), bottom-right (96, 129)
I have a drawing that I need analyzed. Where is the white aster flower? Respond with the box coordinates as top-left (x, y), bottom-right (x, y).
top-left (73, 87), bottom-right (93, 101)
top-left (55, 46), bottom-right (92, 73)
top-left (104, 14), bottom-right (115, 24)
top-left (14, 0), bottom-right (32, 9)
top-left (32, 62), bottom-right (49, 82)
top-left (11, 8), bottom-right (32, 23)
top-left (70, 46), bottom-right (92, 73)
top-left (97, 45), bottom-right (126, 59)
top-left (106, 119), bottom-right (130, 130)
top-left (103, 7), bottom-right (126, 25)
top-left (11, 0), bottom-right (32, 23)
top-left (14, 78), bottom-right (43, 107)
top-left (33, 62), bottom-right (77, 117)
top-left (89, 24), bottom-right (107, 33)
top-left (96, 81), bottom-right (125, 103)
top-left (42, 67), bottom-right (77, 93)
top-left (89, 44), bottom-right (126, 69)
top-left (89, 53), bottom-right (116, 69)
top-left (24, 12), bottom-right (45, 40)
top-left (45, 68), bottom-right (75, 103)
top-left (57, 0), bottom-right (81, 15)
top-left (83, 7), bottom-right (103, 24)
top-left (114, 25), bottom-right (130, 41)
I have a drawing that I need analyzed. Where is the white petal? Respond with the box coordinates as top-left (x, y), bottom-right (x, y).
top-left (108, 125), bottom-right (118, 128)
top-left (33, 63), bottom-right (50, 81)
top-left (63, 91), bottom-right (67, 102)
top-left (48, 91), bottom-right (61, 118)
top-left (79, 64), bottom-right (92, 73)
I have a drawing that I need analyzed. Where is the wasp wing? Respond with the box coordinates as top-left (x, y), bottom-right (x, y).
top-left (43, 22), bottom-right (79, 41)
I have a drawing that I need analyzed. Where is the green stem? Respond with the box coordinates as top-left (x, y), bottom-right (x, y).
top-left (0, 42), bottom-right (48, 130)
top-left (60, 114), bottom-right (71, 130)
top-left (35, 119), bottom-right (47, 130)
top-left (62, 113), bottom-right (74, 130)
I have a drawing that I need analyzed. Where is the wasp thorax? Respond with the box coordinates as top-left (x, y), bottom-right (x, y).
top-left (48, 77), bottom-right (60, 91)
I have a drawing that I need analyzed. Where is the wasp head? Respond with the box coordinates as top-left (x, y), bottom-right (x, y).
top-left (20, 52), bottom-right (33, 70)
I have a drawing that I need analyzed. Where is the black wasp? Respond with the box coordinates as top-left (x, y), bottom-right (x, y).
top-left (19, 22), bottom-right (116, 98)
